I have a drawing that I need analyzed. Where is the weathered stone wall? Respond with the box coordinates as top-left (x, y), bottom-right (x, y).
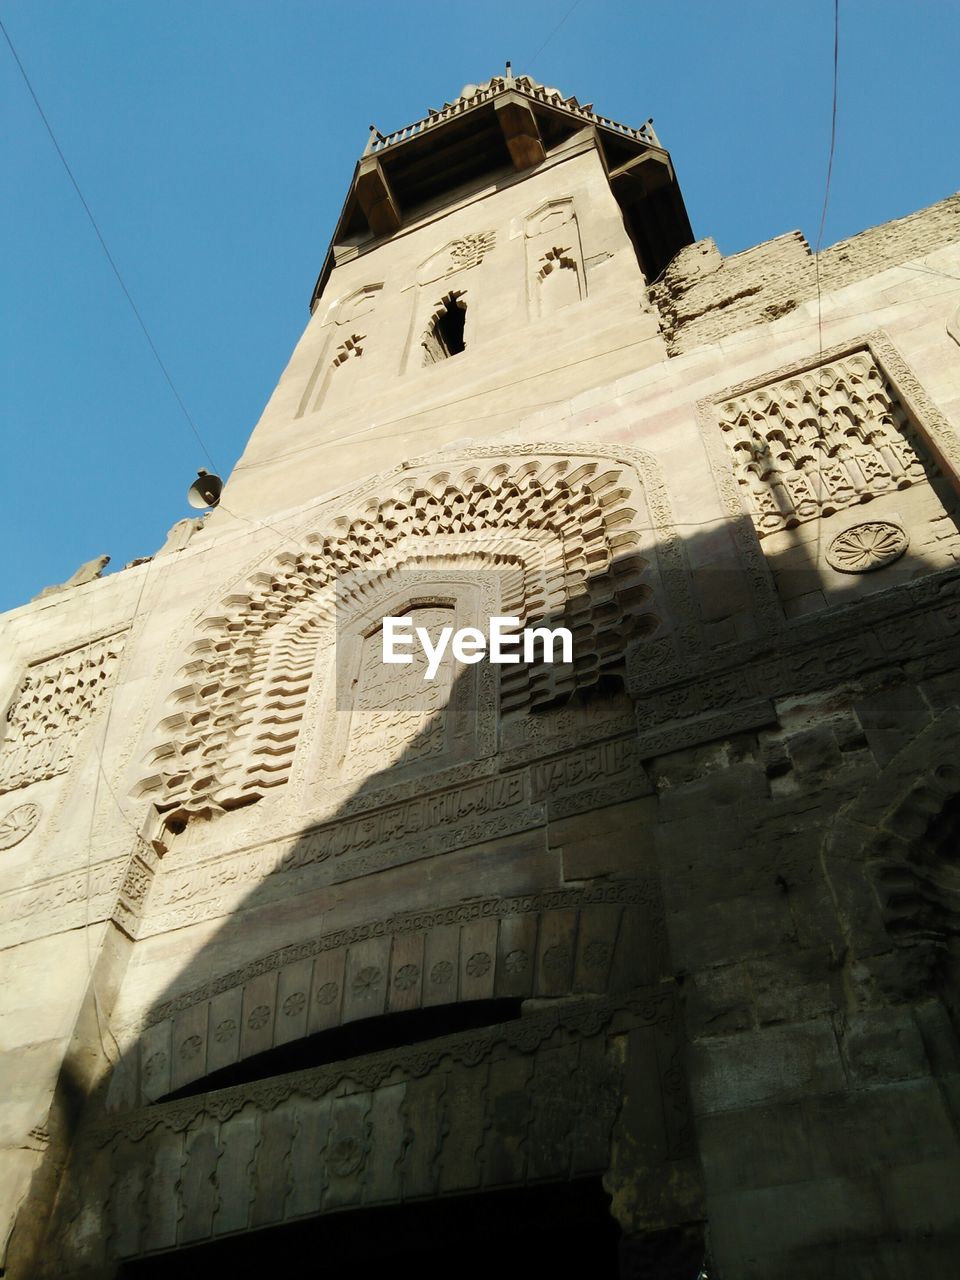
top-left (651, 192), bottom-right (960, 354)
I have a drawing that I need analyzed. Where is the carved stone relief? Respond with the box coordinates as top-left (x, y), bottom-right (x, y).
top-left (116, 884), bottom-right (664, 1106)
top-left (297, 283), bottom-right (382, 416)
top-left (825, 521), bottom-right (909, 573)
top-left (537, 246), bottom-right (583, 315)
top-left (699, 332), bottom-right (960, 617)
top-left (416, 231), bottom-right (496, 285)
top-left (331, 333), bottom-right (364, 367)
top-left (0, 633), bottom-right (124, 796)
top-left (134, 448), bottom-right (674, 826)
top-left (43, 991), bottom-right (688, 1277)
top-left (716, 348), bottom-right (936, 538)
top-left (0, 802), bottom-right (41, 849)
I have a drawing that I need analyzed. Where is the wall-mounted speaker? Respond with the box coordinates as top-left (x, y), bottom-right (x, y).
top-left (187, 468), bottom-right (222, 509)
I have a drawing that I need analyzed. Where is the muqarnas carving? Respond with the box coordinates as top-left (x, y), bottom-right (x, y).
top-left (718, 349), bottom-right (937, 535)
top-left (136, 452), bottom-right (662, 822)
top-left (0, 635), bottom-right (123, 795)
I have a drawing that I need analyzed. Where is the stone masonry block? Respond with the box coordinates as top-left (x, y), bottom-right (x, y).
top-left (854, 683), bottom-right (932, 767)
top-left (684, 965), bottom-right (753, 1039)
top-left (667, 891), bottom-right (798, 972)
top-left (549, 795), bottom-right (657, 879)
top-left (697, 1101), bottom-right (814, 1193)
top-left (705, 1174), bottom-right (886, 1273)
top-left (786, 726), bottom-right (844, 776)
top-left (879, 1157), bottom-right (960, 1236)
top-left (657, 762), bottom-right (768, 825)
top-left (839, 1007), bottom-right (930, 1086)
top-left (802, 1080), bottom-right (960, 1180)
top-left (688, 1020), bottom-right (845, 1116)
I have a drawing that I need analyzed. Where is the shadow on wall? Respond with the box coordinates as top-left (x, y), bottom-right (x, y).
top-left (16, 460), bottom-right (960, 1278)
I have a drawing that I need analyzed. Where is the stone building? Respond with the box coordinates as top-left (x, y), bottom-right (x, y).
top-left (1, 72), bottom-right (959, 1278)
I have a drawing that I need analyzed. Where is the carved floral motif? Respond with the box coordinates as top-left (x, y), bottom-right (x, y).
top-left (826, 522), bottom-right (909, 572)
top-left (0, 802), bottom-right (41, 850)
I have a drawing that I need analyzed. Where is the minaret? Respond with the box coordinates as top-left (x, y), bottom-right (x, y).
top-left (218, 70), bottom-right (693, 521)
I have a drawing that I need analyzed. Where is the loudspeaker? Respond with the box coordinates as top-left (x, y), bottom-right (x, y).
top-left (187, 468), bottom-right (223, 509)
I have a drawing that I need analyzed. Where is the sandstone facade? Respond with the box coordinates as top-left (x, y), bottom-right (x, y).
top-left (1, 73), bottom-right (959, 1278)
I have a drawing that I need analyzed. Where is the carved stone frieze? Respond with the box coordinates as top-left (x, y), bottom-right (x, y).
top-left (43, 989), bottom-right (690, 1278)
top-left (139, 881), bottom-right (660, 1030)
top-left (99, 989), bottom-right (676, 1144)
top-left (0, 857), bottom-right (127, 949)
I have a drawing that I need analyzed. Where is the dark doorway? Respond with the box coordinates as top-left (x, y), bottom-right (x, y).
top-left (121, 1178), bottom-right (620, 1279)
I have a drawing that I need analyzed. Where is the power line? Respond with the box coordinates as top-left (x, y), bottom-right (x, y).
top-left (1, 16), bottom-right (219, 473)
top-left (529, 0), bottom-right (583, 66)
top-left (813, 0), bottom-right (841, 572)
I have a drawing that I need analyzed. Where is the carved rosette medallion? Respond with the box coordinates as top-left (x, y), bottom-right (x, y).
top-left (826, 522), bottom-right (909, 573)
top-left (0, 802), bottom-right (41, 850)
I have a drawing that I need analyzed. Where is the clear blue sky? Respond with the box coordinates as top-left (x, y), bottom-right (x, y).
top-left (2, 1), bottom-right (958, 612)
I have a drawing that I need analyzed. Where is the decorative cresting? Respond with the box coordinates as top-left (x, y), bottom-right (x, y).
top-left (717, 347), bottom-right (937, 539)
top-left (0, 633), bottom-right (124, 795)
top-left (364, 73), bottom-right (660, 155)
top-left (136, 451), bottom-right (660, 821)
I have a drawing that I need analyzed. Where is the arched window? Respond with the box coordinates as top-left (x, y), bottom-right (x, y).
top-left (422, 292), bottom-right (467, 364)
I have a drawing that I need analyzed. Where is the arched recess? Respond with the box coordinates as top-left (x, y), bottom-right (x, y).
top-left (133, 445), bottom-right (689, 831)
top-left (524, 197), bottom-right (586, 318)
top-left (107, 882), bottom-right (663, 1109)
top-left (296, 282), bottom-right (383, 417)
top-left (821, 707), bottom-right (960, 1022)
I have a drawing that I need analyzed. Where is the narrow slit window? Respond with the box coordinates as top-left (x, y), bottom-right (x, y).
top-left (422, 293), bottom-right (466, 364)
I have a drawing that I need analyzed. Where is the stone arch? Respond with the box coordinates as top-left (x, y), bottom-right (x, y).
top-left (537, 245), bottom-right (582, 315)
top-left (421, 290), bottom-right (467, 363)
top-left (134, 446), bottom-right (676, 826)
top-left (821, 707), bottom-right (960, 1010)
top-left (110, 882), bottom-right (663, 1109)
top-left (524, 197), bottom-right (586, 317)
top-left (296, 282), bottom-right (383, 416)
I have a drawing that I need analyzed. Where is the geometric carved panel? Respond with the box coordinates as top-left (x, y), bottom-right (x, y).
top-left (705, 334), bottom-right (960, 617)
top-left (717, 347), bottom-right (938, 539)
top-left (0, 633), bottom-right (124, 796)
